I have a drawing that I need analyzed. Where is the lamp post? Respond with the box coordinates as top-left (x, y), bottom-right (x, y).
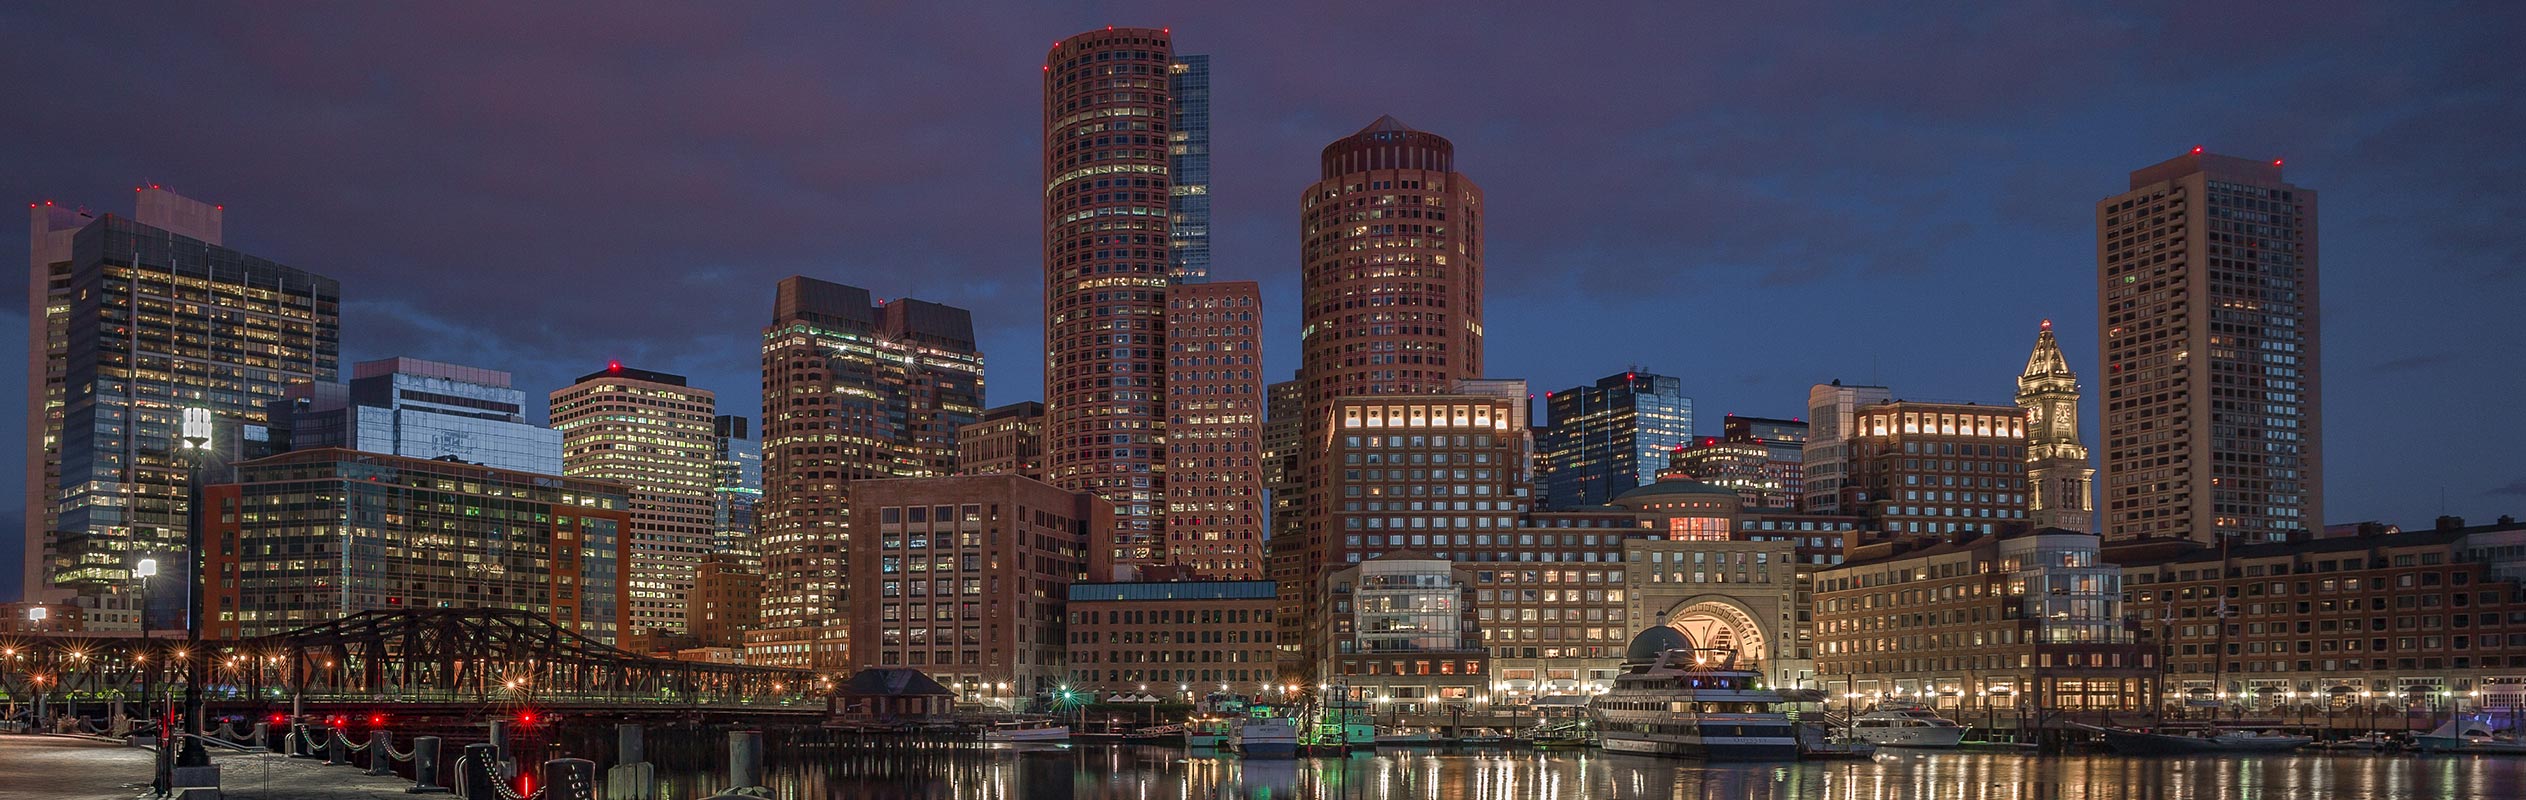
top-left (135, 557), bottom-right (159, 725)
top-left (177, 406), bottom-right (214, 768)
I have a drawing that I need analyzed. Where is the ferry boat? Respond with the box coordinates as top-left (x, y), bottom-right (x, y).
top-left (1231, 708), bottom-right (1301, 758)
top-left (1589, 626), bottom-right (1800, 760)
top-left (1849, 704), bottom-right (1967, 748)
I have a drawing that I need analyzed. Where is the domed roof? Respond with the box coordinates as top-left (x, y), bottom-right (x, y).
top-left (1609, 474), bottom-right (1738, 505)
top-left (1624, 625), bottom-right (1695, 662)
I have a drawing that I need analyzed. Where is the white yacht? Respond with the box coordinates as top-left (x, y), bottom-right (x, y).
top-left (1849, 704), bottom-right (1967, 748)
top-left (1590, 626), bottom-right (1800, 760)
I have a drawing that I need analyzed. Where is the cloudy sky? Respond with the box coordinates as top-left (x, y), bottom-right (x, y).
top-left (6, 2), bottom-right (2523, 599)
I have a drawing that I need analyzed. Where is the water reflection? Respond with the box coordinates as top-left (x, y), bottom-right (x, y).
top-left (646, 745), bottom-right (2520, 800)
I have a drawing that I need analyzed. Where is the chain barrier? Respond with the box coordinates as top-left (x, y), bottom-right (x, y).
top-left (341, 730), bottom-right (373, 753)
top-left (480, 755), bottom-right (544, 800)
top-left (386, 737), bottom-right (417, 762)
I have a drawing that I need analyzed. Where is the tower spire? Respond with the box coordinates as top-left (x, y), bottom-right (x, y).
top-left (2017, 320), bottom-right (2094, 533)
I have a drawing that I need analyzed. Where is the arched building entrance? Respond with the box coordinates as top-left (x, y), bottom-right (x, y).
top-left (1661, 597), bottom-right (1768, 665)
top-left (1622, 537), bottom-right (1809, 689)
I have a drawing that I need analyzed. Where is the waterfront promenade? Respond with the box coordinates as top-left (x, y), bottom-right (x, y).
top-left (0, 734), bottom-right (424, 800)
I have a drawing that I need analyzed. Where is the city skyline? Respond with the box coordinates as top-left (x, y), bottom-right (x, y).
top-left (6, 4), bottom-right (2525, 601)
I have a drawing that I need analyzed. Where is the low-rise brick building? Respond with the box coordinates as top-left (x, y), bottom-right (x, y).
top-left (845, 474), bottom-right (1107, 706)
top-left (2116, 516), bottom-right (2526, 726)
top-left (1817, 529), bottom-right (2149, 718)
top-left (1064, 581), bottom-right (1279, 699)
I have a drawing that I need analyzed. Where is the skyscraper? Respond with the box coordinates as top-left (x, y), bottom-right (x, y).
top-left (956, 402), bottom-right (1046, 481)
top-left (1283, 116), bottom-right (1486, 673)
top-left (551, 363), bottom-right (717, 638)
top-left (2097, 151), bottom-right (2319, 544)
top-left (2018, 321), bottom-right (2095, 533)
top-left (1168, 53), bottom-right (1212, 284)
top-left (25, 188), bottom-right (341, 631)
top-left (1262, 378), bottom-right (1305, 530)
top-left (1801, 381), bottom-right (1891, 515)
top-left (711, 414), bottom-right (763, 561)
top-left (1163, 281), bottom-right (1266, 578)
top-left (1539, 372), bottom-right (1692, 509)
top-left (1724, 415), bottom-right (1808, 505)
top-left (1044, 26), bottom-right (1177, 569)
top-left (267, 356), bottom-right (563, 474)
top-left (752, 276), bottom-right (983, 669)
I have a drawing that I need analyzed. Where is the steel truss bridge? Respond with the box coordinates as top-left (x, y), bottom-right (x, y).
top-left (2, 608), bottom-right (823, 719)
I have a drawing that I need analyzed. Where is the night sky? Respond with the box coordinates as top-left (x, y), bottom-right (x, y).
top-left (6, 3), bottom-right (2523, 601)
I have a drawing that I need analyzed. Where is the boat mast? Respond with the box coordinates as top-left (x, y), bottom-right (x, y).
top-left (2212, 534), bottom-right (2234, 722)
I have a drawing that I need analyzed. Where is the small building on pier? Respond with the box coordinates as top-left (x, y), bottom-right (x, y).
top-left (833, 668), bottom-right (956, 721)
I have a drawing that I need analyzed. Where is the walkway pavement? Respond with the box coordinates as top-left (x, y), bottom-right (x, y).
top-left (0, 734), bottom-right (154, 800)
top-left (0, 733), bottom-right (436, 800)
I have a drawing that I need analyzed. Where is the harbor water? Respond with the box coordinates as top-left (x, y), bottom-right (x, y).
top-left (618, 742), bottom-right (2521, 800)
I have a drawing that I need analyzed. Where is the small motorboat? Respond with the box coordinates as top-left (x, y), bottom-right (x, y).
top-left (1457, 728), bottom-right (1510, 747)
top-left (981, 720), bottom-right (1071, 743)
top-left (1126, 724), bottom-right (1186, 747)
top-left (2320, 732), bottom-right (2405, 752)
top-left (1376, 727), bottom-right (1441, 746)
top-left (2076, 724), bottom-right (2311, 754)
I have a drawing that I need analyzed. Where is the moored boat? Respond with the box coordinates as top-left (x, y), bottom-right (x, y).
top-left (1849, 704), bottom-right (1967, 748)
top-left (2075, 723), bottom-right (2311, 754)
top-left (1232, 710), bottom-right (1301, 758)
top-left (981, 720), bottom-right (1072, 743)
top-left (1377, 727), bottom-right (1441, 746)
top-left (2416, 718), bottom-right (2526, 754)
top-left (1588, 626), bottom-right (1800, 760)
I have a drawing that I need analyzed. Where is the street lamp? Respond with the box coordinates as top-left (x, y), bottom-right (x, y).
top-left (135, 557), bottom-right (159, 723)
top-left (176, 406), bottom-right (214, 768)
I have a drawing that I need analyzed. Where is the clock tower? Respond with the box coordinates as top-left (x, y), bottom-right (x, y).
top-left (2017, 320), bottom-right (2094, 532)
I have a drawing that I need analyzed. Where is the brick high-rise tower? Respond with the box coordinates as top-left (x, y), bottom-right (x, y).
top-left (1163, 281), bottom-right (1265, 578)
top-left (1277, 116), bottom-right (1485, 671)
top-left (2096, 151), bottom-right (2319, 544)
top-left (749, 276), bottom-right (982, 669)
top-left (1044, 27), bottom-right (1177, 572)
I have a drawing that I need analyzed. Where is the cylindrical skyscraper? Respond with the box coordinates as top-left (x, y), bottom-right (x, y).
top-left (1279, 116), bottom-right (1486, 675)
top-left (1297, 115), bottom-right (1485, 404)
top-left (1044, 27), bottom-right (1177, 570)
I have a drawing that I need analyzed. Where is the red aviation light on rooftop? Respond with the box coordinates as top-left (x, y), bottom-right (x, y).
top-left (2041, 319), bottom-right (2052, 330)
top-left (607, 359), bottom-right (622, 373)
top-left (2191, 146), bottom-right (2204, 154)
top-left (2272, 159), bottom-right (2284, 166)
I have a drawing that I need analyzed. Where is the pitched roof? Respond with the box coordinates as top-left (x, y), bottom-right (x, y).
top-left (840, 667), bottom-right (953, 697)
top-left (1355, 114), bottom-right (1416, 136)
